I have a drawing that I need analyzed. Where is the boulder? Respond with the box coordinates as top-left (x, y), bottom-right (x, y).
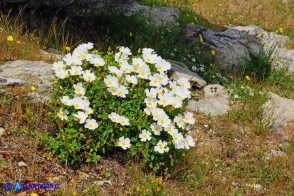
top-left (0, 60), bottom-right (53, 100)
top-left (263, 92), bottom-right (294, 129)
top-left (168, 60), bottom-right (207, 88)
top-left (182, 24), bottom-right (294, 73)
top-left (188, 84), bottom-right (230, 116)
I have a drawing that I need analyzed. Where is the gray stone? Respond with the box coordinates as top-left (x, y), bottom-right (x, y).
top-left (182, 24), bottom-right (294, 73)
top-left (18, 161), bottom-right (28, 167)
top-left (168, 60), bottom-right (207, 88)
top-left (263, 92), bottom-right (294, 128)
top-left (127, 3), bottom-right (180, 26)
top-left (0, 60), bottom-right (53, 99)
top-left (188, 84), bottom-right (230, 116)
top-left (94, 180), bottom-right (112, 186)
top-left (0, 127), bottom-right (5, 137)
top-left (263, 149), bottom-right (287, 160)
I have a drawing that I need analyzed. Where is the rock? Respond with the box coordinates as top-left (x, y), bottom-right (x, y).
top-left (188, 84), bottom-right (230, 116)
top-left (182, 24), bottom-right (294, 73)
top-left (182, 24), bottom-right (262, 72)
top-left (0, 127), bottom-right (5, 137)
top-left (246, 183), bottom-right (262, 190)
top-left (0, 60), bottom-right (53, 100)
top-left (94, 180), bottom-right (112, 186)
top-left (126, 3), bottom-right (180, 26)
top-left (263, 92), bottom-right (294, 129)
top-left (231, 25), bottom-right (294, 73)
top-left (168, 60), bottom-right (207, 88)
top-left (263, 149), bottom-right (287, 160)
top-left (18, 161), bottom-right (28, 167)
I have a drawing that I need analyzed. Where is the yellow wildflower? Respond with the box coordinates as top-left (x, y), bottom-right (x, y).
top-left (199, 34), bottom-right (203, 43)
top-left (245, 75), bottom-right (251, 81)
top-left (211, 49), bottom-right (216, 56)
top-left (7, 35), bottom-right (13, 42)
top-left (279, 26), bottom-right (283, 34)
top-left (17, 40), bottom-right (21, 44)
top-left (65, 46), bottom-right (71, 52)
top-left (30, 85), bottom-right (36, 91)
top-left (30, 193), bottom-right (38, 196)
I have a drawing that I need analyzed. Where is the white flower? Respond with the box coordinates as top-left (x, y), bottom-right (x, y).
top-left (108, 112), bottom-right (120, 123)
top-left (150, 123), bottom-right (162, 135)
top-left (72, 97), bottom-right (89, 110)
top-left (85, 119), bottom-right (99, 130)
top-left (144, 97), bottom-right (157, 108)
top-left (155, 59), bottom-right (171, 72)
top-left (137, 67), bottom-right (150, 79)
top-left (157, 94), bottom-right (171, 107)
top-left (177, 78), bottom-right (191, 89)
top-left (73, 83), bottom-right (86, 96)
top-left (119, 46), bottom-right (132, 56)
top-left (118, 116), bottom-right (130, 126)
top-left (234, 95), bottom-right (239, 99)
top-left (83, 70), bottom-right (96, 82)
top-left (143, 53), bottom-right (158, 64)
top-left (149, 75), bottom-right (161, 87)
top-left (116, 85), bottom-right (129, 98)
top-left (154, 140), bottom-right (169, 154)
top-left (144, 108), bottom-right (152, 115)
top-left (107, 87), bottom-right (118, 96)
top-left (125, 75), bottom-right (138, 85)
top-left (74, 111), bottom-right (88, 124)
top-left (84, 106), bottom-right (93, 115)
top-left (183, 112), bottom-right (195, 125)
top-left (184, 135), bottom-right (195, 149)
top-left (172, 133), bottom-right (185, 149)
top-left (145, 88), bottom-right (159, 98)
top-left (120, 62), bottom-right (134, 73)
top-left (173, 86), bottom-right (190, 100)
top-left (164, 125), bottom-right (178, 135)
top-left (169, 81), bottom-right (178, 90)
top-left (55, 69), bottom-right (69, 79)
top-left (60, 96), bottom-right (72, 106)
top-left (174, 114), bottom-right (185, 129)
top-left (139, 129), bottom-right (152, 142)
top-left (52, 61), bottom-right (65, 72)
top-left (142, 48), bottom-right (155, 55)
top-left (158, 73), bottom-right (169, 85)
top-left (63, 53), bottom-right (83, 66)
top-left (117, 136), bottom-right (131, 150)
top-left (57, 108), bottom-right (69, 120)
top-left (75, 42), bottom-right (94, 51)
top-left (151, 108), bottom-right (165, 121)
top-left (90, 56), bottom-right (105, 67)
top-left (69, 65), bottom-right (83, 76)
top-left (104, 75), bottom-right (119, 88)
top-left (132, 58), bottom-right (146, 69)
top-left (157, 115), bottom-right (171, 128)
top-left (170, 97), bottom-right (183, 108)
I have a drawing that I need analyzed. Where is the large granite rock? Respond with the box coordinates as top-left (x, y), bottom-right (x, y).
top-left (263, 92), bottom-right (294, 129)
top-left (182, 24), bottom-right (294, 73)
top-left (168, 60), bottom-right (207, 88)
top-left (0, 60), bottom-right (53, 99)
top-left (188, 84), bottom-right (230, 116)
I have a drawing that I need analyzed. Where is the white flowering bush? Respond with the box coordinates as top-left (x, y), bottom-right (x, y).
top-left (46, 43), bottom-right (196, 169)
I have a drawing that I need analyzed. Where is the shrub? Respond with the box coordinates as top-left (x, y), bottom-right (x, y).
top-left (244, 45), bottom-right (277, 80)
top-left (45, 43), bottom-right (196, 170)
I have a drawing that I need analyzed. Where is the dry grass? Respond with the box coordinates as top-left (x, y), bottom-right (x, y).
top-left (141, 0), bottom-right (294, 46)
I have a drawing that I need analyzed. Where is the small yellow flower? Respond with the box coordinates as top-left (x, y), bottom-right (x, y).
top-left (129, 32), bottom-right (133, 37)
top-left (65, 46), bottom-right (71, 52)
top-left (199, 34), bottom-right (203, 43)
top-left (279, 26), bottom-right (283, 34)
top-left (245, 75), bottom-right (251, 81)
top-left (211, 49), bottom-right (216, 56)
top-left (30, 193), bottom-right (38, 196)
top-left (17, 40), bottom-right (21, 44)
top-left (7, 35), bottom-right (13, 42)
top-left (30, 85), bottom-right (36, 91)
top-left (156, 187), bottom-right (161, 192)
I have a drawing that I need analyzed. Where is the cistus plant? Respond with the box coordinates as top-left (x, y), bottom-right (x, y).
top-left (45, 43), bottom-right (196, 170)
